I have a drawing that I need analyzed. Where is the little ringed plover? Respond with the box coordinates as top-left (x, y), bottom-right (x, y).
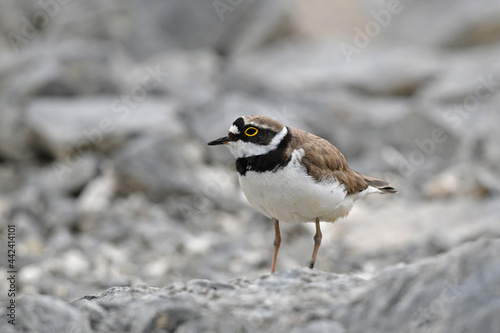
top-left (208, 115), bottom-right (396, 273)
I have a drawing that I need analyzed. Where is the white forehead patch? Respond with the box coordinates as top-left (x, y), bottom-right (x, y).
top-left (247, 121), bottom-right (271, 130)
top-left (229, 124), bottom-right (240, 134)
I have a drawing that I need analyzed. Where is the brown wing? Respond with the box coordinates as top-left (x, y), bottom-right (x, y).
top-left (287, 127), bottom-right (368, 195)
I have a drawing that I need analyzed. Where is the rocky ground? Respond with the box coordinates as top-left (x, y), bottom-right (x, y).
top-left (1, 1), bottom-right (500, 332)
top-left (8, 238), bottom-right (500, 333)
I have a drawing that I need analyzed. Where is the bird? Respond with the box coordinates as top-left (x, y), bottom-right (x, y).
top-left (207, 115), bottom-right (396, 273)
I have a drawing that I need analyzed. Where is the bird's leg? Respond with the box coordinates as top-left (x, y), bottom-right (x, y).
top-left (309, 218), bottom-right (322, 269)
top-left (271, 218), bottom-right (281, 274)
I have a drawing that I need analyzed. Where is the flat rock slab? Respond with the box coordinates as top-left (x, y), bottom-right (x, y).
top-left (26, 97), bottom-right (179, 158)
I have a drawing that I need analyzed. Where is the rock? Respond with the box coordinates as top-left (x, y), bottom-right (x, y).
top-left (76, 162), bottom-right (116, 214)
top-left (24, 154), bottom-right (99, 198)
top-left (0, 0), bottom-right (292, 60)
top-left (0, 163), bottom-right (19, 195)
top-left (73, 285), bottom-right (201, 333)
top-left (381, 0), bottom-right (500, 47)
top-left (329, 197), bottom-right (500, 272)
top-left (342, 238), bottom-right (500, 333)
top-left (0, 293), bottom-right (92, 333)
top-left (286, 0), bottom-right (500, 50)
top-left (112, 128), bottom-right (204, 200)
top-left (0, 0), bottom-right (162, 59)
top-left (26, 96), bottom-right (179, 159)
top-left (226, 41), bottom-right (439, 95)
top-left (8, 155), bottom-right (98, 230)
top-left (0, 40), bottom-right (122, 99)
top-left (73, 237), bottom-right (500, 332)
top-left (135, 0), bottom-right (291, 55)
top-left (423, 163), bottom-right (500, 198)
top-left (289, 0), bottom-right (366, 40)
top-left (133, 49), bottom-right (219, 107)
top-left (224, 0), bottom-right (292, 56)
top-left (0, 102), bottom-right (30, 160)
top-left (3, 238), bottom-right (497, 333)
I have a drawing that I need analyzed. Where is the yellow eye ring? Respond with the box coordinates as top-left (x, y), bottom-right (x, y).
top-left (244, 127), bottom-right (259, 137)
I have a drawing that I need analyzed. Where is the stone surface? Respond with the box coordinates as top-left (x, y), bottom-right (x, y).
top-left (1, 293), bottom-right (92, 333)
top-left (380, 0), bottom-right (500, 47)
top-left (2, 238), bottom-right (498, 332)
top-left (26, 97), bottom-right (179, 159)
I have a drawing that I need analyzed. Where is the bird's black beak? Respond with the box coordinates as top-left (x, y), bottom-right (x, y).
top-left (207, 136), bottom-right (230, 146)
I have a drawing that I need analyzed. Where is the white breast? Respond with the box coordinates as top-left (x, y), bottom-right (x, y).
top-left (238, 149), bottom-right (355, 223)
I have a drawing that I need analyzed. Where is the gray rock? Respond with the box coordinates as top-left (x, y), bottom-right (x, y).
top-left (76, 163), bottom-right (116, 214)
top-left (380, 0), bottom-right (500, 47)
top-left (423, 162), bottom-right (500, 198)
top-left (0, 0), bottom-right (293, 60)
top-left (134, 0), bottom-right (291, 56)
top-left (290, 320), bottom-right (346, 333)
top-left (26, 96), bottom-right (178, 159)
top-left (134, 49), bottom-right (220, 107)
top-left (225, 42), bottom-right (440, 95)
top-left (0, 40), bottom-right (121, 99)
top-left (24, 154), bottom-right (99, 199)
top-left (0, 163), bottom-right (20, 195)
top-left (7, 155), bottom-right (98, 230)
top-left (0, 294), bottom-right (92, 333)
top-left (112, 128), bottom-right (204, 200)
top-left (71, 285), bottom-right (202, 333)
top-left (344, 238), bottom-right (500, 333)
top-left (0, 101), bottom-right (30, 160)
top-left (4, 238), bottom-right (496, 333)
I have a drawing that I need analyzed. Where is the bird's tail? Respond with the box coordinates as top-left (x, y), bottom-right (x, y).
top-left (361, 174), bottom-right (397, 194)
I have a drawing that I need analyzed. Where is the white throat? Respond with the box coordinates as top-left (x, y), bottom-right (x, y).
top-left (227, 126), bottom-right (288, 158)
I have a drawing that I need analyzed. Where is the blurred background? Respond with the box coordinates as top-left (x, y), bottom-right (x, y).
top-left (0, 0), bottom-right (499, 301)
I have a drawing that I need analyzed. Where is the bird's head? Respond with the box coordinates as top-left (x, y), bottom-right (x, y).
top-left (208, 115), bottom-right (288, 158)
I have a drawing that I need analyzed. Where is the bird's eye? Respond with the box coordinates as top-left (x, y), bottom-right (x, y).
top-left (244, 127), bottom-right (259, 137)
